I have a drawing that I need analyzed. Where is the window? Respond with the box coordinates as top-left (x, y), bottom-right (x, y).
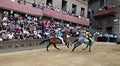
top-left (80, 7), bottom-right (85, 17)
top-left (100, 0), bottom-right (104, 6)
top-left (104, 0), bottom-right (107, 6)
top-left (100, 0), bottom-right (107, 6)
top-left (88, 11), bottom-right (90, 18)
top-left (61, 0), bottom-right (67, 11)
top-left (92, 10), bottom-right (94, 14)
top-left (46, 0), bottom-right (52, 6)
top-left (72, 4), bottom-right (77, 15)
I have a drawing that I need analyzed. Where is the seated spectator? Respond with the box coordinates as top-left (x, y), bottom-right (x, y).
top-left (2, 32), bottom-right (8, 41)
top-left (32, 1), bottom-right (37, 7)
top-left (17, 0), bottom-right (26, 4)
top-left (18, 0), bottom-right (22, 4)
top-left (37, 2), bottom-right (44, 9)
top-left (0, 34), bottom-right (3, 41)
top-left (8, 32), bottom-right (14, 40)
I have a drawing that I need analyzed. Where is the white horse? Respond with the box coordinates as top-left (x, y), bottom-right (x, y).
top-left (71, 32), bottom-right (98, 52)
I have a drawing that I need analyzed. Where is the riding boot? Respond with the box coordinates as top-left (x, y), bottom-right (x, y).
top-left (58, 37), bottom-right (65, 44)
top-left (88, 38), bottom-right (92, 45)
top-left (61, 38), bottom-right (65, 44)
top-left (61, 39), bottom-right (65, 44)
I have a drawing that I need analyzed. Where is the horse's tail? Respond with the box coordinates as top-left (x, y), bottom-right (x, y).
top-left (39, 39), bottom-right (50, 45)
top-left (71, 38), bottom-right (78, 47)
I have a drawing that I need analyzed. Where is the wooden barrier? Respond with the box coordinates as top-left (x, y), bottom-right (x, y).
top-left (0, 37), bottom-right (77, 53)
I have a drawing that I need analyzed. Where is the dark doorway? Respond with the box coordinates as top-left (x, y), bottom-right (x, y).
top-left (72, 4), bottom-right (77, 15)
top-left (80, 7), bottom-right (85, 17)
top-left (106, 27), bottom-right (112, 34)
top-left (61, 0), bottom-right (67, 11)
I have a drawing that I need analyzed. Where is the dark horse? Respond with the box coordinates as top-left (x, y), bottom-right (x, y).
top-left (39, 32), bottom-right (69, 51)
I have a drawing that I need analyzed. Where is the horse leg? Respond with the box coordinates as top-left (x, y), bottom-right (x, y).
top-left (46, 44), bottom-right (51, 52)
top-left (71, 39), bottom-right (78, 47)
top-left (89, 46), bottom-right (91, 52)
top-left (71, 43), bottom-right (80, 52)
top-left (53, 44), bottom-right (60, 50)
top-left (65, 42), bottom-right (69, 48)
top-left (82, 44), bottom-right (88, 50)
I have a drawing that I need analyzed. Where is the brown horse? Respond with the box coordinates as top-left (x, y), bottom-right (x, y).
top-left (39, 33), bottom-right (69, 51)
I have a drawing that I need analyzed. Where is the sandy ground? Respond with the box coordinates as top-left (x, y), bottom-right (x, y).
top-left (0, 42), bottom-right (120, 66)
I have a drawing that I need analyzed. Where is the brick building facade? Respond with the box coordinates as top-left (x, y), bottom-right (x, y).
top-left (89, 0), bottom-right (120, 34)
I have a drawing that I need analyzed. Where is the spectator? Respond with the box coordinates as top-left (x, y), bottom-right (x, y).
top-left (37, 2), bottom-right (44, 9)
top-left (8, 32), bottom-right (14, 40)
top-left (0, 34), bottom-right (3, 41)
top-left (32, 1), bottom-right (37, 7)
top-left (18, 0), bottom-right (22, 4)
top-left (2, 32), bottom-right (8, 41)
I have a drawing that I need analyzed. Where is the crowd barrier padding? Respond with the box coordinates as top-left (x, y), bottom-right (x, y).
top-left (0, 37), bottom-right (77, 53)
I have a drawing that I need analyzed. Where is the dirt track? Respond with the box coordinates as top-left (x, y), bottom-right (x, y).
top-left (0, 42), bottom-right (120, 66)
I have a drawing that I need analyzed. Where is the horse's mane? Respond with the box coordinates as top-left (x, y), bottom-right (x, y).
top-left (62, 31), bottom-right (67, 39)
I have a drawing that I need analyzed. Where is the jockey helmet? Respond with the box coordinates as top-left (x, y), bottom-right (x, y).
top-left (57, 28), bottom-right (61, 31)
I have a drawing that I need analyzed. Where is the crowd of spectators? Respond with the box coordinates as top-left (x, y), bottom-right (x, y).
top-left (1, 0), bottom-right (117, 42)
top-left (96, 33), bottom-right (117, 42)
top-left (0, 10), bottom-right (117, 42)
top-left (0, 10), bottom-right (81, 41)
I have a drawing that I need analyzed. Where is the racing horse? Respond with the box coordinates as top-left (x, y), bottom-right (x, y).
top-left (71, 32), bottom-right (98, 52)
top-left (39, 31), bottom-right (69, 51)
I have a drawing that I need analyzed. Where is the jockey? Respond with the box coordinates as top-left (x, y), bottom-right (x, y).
top-left (55, 26), bottom-right (65, 44)
top-left (85, 28), bottom-right (92, 44)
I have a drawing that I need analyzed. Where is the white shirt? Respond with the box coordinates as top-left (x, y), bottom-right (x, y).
top-left (8, 33), bottom-right (14, 39)
top-left (11, 0), bottom-right (15, 2)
